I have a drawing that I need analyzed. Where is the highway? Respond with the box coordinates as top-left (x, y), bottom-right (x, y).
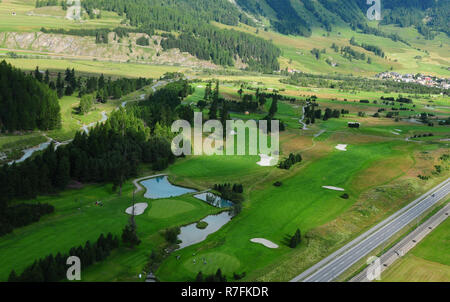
top-left (290, 177), bottom-right (450, 282)
top-left (350, 203), bottom-right (450, 282)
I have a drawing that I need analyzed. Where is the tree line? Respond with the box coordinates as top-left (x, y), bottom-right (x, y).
top-left (0, 61), bottom-right (61, 132)
top-left (0, 203), bottom-right (54, 237)
top-left (278, 153), bottom-right (302, 170)
top-left (350, 37), bottom-right (385, 58)
top-left (33, 66), bottom-right (151, 102)
top-left (282, 72), bottom-right (447, 95)
top-left (8, 232), bottom-right (119, 282)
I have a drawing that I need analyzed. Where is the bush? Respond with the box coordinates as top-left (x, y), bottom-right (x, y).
top-left (289, 229), bottom-right (301, 248)
top-left (164, 227), bottom-right (181, 244)
top-left (196, 221), bottom-right (208, 229)
top-left (273, 181), bottom-right (282, 187)
top-left (233, 272), bottom-right (246, 280)
top-left (340, 193), bottom-right (349, 199)
top-left (136, 36), bottom-right (150, 46)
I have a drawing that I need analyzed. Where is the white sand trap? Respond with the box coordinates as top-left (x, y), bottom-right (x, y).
top-left (322, 186), bottom-right (345, 191)
top-left (250, 238), bottom-right (279, 249)
top-left (335, 144), bottom-right (348, 151)
top-left (197, 85), bottom-right (204, 88)
top-left (391, 131), bottom-right (400, 135)
top-left (257, 154), bottom-right (278, 167)
top-left (395, 129), bottom-right (402, 132)
top-left (125, 203), bottom-right (148, 216)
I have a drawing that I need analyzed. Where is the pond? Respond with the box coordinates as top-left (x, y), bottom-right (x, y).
top-left (140, 176), bottom-right (197, 199)
top-left (194, 192), bottom-right (233, 208)
top-left (177, 211), bottom-right (232, 250)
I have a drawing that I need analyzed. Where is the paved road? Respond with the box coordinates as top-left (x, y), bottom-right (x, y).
top-left (351, 203), bottom-right (450, 282)
top-left (290, 178), bottom-right (450, 282)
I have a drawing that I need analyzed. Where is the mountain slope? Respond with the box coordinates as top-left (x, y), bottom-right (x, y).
top-left (235, 0), bottom-right (449, 38)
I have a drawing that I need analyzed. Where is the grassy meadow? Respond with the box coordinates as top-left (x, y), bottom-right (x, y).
top-left (0, 0), bottom-right (122, 32)
top-left (380, 217), bottom-right (450, 282)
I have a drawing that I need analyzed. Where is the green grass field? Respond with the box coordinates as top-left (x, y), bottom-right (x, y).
top-left (0, 0), bottom-right (122, 32)
top-left (0, 177), bottom-right (222, 281)
top-left (381, 217), bottom-right (450, 282)
top-left (212, 21), bottom-right (450, 77)
top-left (1, 57), bottom-right (188, 78)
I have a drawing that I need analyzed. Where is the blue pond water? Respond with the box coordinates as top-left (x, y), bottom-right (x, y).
top-left (140, 176), bottom-right (197, 199)
top-left (177, 212), bottom-right (232, 250)
top-left (194, 192), bottom-right (234, 208)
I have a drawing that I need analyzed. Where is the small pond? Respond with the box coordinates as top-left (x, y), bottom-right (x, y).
top-left (177, 211), bottom-right (232, 250)
top-left (194, 192), bottom-right (233, 208)
top-left (141, 176), bottom-right (197, 199)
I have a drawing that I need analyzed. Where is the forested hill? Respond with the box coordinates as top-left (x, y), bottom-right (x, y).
top-left (0, 61), bottom-right (61, 132)
top-left (235, 0), bottom-right (449, 37)
top-left (81, 0), bottom-right (280, 72)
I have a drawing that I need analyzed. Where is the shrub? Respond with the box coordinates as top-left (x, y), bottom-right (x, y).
top-left (136, 36), bottom-right (150, 46)
top-left (196, 221), bottom-right (208, 229)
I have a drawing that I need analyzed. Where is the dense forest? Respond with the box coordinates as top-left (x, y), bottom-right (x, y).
top-left (0, 61), bottom-right (61, 132)
top-left (161, 28), bottom-right (280, 72)
top-left (78, 0), bottom-right (280, 71)
top-left (0, 81), bottom-right (198, 237)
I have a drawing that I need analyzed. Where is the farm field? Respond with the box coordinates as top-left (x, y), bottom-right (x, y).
top-left (1, 57), bottom-right (188, 79)
top-left (380, 218), bottom-right (450, 282)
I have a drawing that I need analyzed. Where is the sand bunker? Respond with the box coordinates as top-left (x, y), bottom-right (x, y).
top-left (250, 238), bottom-right (279, 249)
top-left (125, 203), bottom-right (148, 216)
top-left (335, 144), bottom-right (348, 151)
top-left (391, 131), bottom-right (400, 135)
top-left (322, 186), bottom-right (345, 191)
top-left (256, 154), bottom-right (278, 167)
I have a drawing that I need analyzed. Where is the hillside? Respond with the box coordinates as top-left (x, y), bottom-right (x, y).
top-left (0, 0), bottom-right (448, 76)
top-left (235, 0), bottom-right (449, 37)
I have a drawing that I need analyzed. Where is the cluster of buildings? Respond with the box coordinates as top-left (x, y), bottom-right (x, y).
top-left (375, 72), bottom-right (450, 90)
